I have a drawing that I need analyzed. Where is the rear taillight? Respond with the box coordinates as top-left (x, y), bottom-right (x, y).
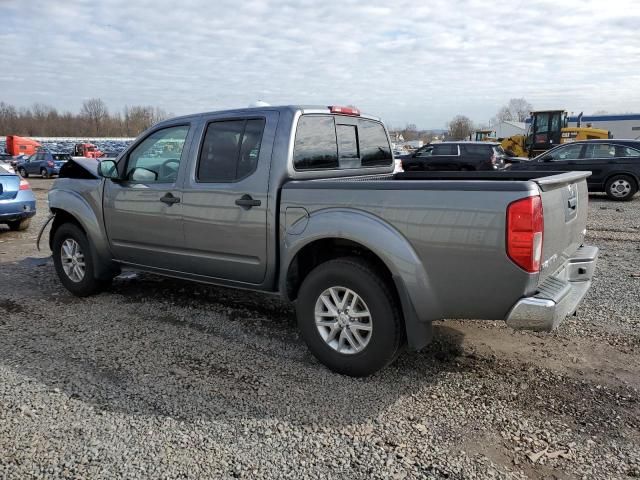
top-left (47, 160), bottom-right (54, 167)
top-left (507, 195), bottom-right (543, 273)
top-left (491, 154), bottom-right (497, 164)
top-left (19, 178), bottom-right (30, 190)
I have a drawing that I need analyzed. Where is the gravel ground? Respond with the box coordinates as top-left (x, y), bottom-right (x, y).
top-left (0, 179), bottom-right (639, 479)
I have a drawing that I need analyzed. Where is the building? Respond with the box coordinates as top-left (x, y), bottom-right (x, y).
top-left (566, 114), bottom-right (640, 140)
top-left (494, 121), bottom-right (526, 139)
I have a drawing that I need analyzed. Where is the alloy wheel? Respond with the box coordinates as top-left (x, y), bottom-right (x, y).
top-left (314, 286), bottom-right (373, 355)
top-left (60, 238), bottom-right (86, 282)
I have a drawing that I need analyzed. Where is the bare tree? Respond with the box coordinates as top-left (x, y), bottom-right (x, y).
top-left (447, 115), bottom-right (474, 140)
top-left (81, 98), bottom-right (109, 136)
top-left (493, 98), bottom-right (533, 124)
top-left (400, 123), bottom-right (420, 141)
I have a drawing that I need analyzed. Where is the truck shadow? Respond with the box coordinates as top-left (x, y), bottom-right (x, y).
top-left (0, 262), bottom-right (468, 429)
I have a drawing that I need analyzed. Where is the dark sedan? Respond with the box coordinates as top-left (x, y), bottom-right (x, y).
top-left (509, 140), bottom-right (640, 201)
top-left (16, 151), bottom-right (71, 178)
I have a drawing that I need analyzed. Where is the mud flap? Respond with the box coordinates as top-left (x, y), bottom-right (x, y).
top-left (393, 274), bottom-right (433, 351)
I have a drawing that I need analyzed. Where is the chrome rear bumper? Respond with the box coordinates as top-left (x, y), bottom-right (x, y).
top-left (505, 246), bottom-right (598, 331)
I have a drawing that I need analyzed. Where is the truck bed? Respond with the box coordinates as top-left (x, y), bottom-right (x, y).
top-left (281, 170), bottom-right (590, 322)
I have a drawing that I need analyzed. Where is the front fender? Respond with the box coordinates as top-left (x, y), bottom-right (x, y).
top-left (280, 208), bottom-right (443, 349)
top-left (48, 185), bottom-right (113, 278)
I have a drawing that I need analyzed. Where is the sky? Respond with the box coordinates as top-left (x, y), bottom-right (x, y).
top-left (1, 0), bottom-right (639, 129)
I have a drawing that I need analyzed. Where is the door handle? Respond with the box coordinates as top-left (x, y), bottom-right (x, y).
top-left (568, 198), bottom-right (577, 210)
top-left (160, 193), bottom-right (180, 205)
top-left (235, 194), bottom-right (261, 209)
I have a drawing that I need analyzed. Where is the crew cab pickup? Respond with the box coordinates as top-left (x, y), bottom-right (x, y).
top-left (45, 105), bottom-right (598, 376)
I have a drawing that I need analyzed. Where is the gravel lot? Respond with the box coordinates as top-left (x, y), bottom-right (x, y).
top-left (1, 179), bottom-right (639, 479)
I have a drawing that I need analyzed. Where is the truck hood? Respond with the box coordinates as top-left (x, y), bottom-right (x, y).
top-left (58, 157), bottom-right (100, 179)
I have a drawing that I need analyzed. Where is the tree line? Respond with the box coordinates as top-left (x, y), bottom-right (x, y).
top-left (0, 98), bottom-right (170, 137)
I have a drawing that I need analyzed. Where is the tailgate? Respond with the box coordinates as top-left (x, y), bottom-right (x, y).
top-left (0, 174), bottom-right (19, 200)
top-left (535, 172), bottom-right (590, 280)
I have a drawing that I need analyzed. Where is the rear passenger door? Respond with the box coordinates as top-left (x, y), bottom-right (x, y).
top-left (180, 111), bottom-right (278, 284)
top-left (581, 143), bottom-right (618, 186)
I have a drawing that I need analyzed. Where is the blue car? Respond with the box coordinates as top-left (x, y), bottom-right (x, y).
top-left (16, 151), bottom-right (71, 178)
top-left (0, 169), bottom-right (36, 231)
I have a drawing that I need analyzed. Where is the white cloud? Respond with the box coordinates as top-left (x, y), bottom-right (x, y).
top-left (0, 0), bottom-right (639, 128)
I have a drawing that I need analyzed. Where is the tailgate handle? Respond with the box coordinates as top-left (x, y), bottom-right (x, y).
top-left (568, 198), bottom-right (577, 210)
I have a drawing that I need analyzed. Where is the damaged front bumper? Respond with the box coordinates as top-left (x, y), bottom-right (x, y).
top-left (505, 246), bottom-right (599, 331)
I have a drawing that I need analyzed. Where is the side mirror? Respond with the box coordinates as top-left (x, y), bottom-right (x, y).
top-left (98, 160), bottom-right (119, 180)
top-left (542, 155), bottom-right (554, 162)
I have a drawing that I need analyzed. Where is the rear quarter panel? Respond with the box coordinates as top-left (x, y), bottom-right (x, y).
top-left (281, 181), bottom-right (540, 321)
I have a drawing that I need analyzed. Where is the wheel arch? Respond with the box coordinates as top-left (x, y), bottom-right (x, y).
top-left (48, 189), bottom-right (116, 279)
top-left (281, 209), bottom-right (442, 349)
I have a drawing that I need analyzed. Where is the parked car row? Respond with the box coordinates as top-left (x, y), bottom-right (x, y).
top-left (398, 139), bottom-right (640, 201)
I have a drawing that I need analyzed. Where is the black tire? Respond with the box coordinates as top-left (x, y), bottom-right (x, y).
top-left (7, 218), bottom-right (31, 231)
top-left (605, 175), bottom-right (637, 201)
top-left (296, 257), bottom-right (404, 377)
top-left (40, 168), bottom-right (49, 178)
top-left (52, 223), bottom-right (111, 297)
top-left (18, 167), bottom-right (28, 178)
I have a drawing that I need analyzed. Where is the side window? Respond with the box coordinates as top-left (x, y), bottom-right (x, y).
top-left (433, 144), bottom-right (458, 156)
top-left (414, 146), bottom-right (433, 158)
top-left (293, 116), bottom-right (339, 170)
top-left (197, 118), bottom-right (265, 182)
top-left (552, 144), bottom-right (583, 160)
top-left (358, 119), bottom-right (392, 166)
top-left (125, 125), bottom-right (189, 183)
top-left (585, 143), bottom-right (615, 159)
top-left (464, 145), bottom-right (491, 155)
top-left (620, 146), bottom-right (640, 157)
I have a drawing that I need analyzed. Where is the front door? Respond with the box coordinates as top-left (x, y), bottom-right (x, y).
top-left (537, 143), bottom-right (585, 172)
top-left (179, 111), bottom-right (278, 284)
top-left (103, 124), bottom-right (194, 271)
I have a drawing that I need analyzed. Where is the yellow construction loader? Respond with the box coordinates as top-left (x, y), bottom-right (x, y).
top-left (500, 110), bottom-right (609, 158)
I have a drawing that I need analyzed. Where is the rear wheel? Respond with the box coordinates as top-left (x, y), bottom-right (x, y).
top-left (296, 257), bottom-right (404, 377)
top-left (605, 174), bottom-right (637, 201)
top-left (18, 167), bottom-right (28, 178)
top-left (52, 223), bottom-right (111, 296)
top-left (40, 168), bottom-right (49, 178)
top-left (7, 218), bottom-right (30, 231)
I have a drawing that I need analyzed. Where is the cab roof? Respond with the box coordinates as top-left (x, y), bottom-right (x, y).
top-left (156, 105), bottom-right (382, 125)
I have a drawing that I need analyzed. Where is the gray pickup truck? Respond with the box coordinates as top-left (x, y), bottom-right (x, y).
top-left (45, 105), bottom-right (598, 376)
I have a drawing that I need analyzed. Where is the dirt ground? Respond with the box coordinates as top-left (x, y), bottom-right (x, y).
top-left (0, 177), bottom-right (638, 479)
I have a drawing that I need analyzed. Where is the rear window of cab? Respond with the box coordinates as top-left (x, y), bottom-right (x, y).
top-left (293, 115), bottom-right (392, 170)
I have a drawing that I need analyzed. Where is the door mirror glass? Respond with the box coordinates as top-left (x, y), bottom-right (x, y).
top-left (98, 160), bottom-right (119, 179)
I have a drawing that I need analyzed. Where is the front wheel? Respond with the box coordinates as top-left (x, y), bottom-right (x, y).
top-left (605, 174), bottom-right (637, 201)
top-left (18, 167), bottom-right (28, 178)
top-left (52, 223), bottom-right (111, 296)
top-left (296, 257), bottom-right (404, 376)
